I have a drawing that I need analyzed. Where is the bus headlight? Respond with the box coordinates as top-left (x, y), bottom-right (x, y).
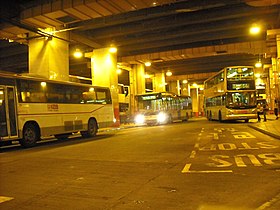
top-left (157, 112), bottom-right (167, 123)
top-left (135, 114), bottom-right (145, 124)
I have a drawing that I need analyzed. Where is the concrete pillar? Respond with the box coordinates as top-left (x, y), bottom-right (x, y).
top-left (28, 32), bottom-right (69, 81)
top-left (129, 64), bottom-right (146, 115)
top-left (153, 72), bottom-right (166, 92)
top-left (190, 87), bottom-right (199, 116)
top-left (91, 47), bottom-right (119, 126)
top-left (169, 81), bottom-right (176, 94)
top-left (276, 34), bottom-right (280, 99)
top-left (181, 82), bottom-right (189, 96)
top-left (169, 80), bottom-right (180, 95)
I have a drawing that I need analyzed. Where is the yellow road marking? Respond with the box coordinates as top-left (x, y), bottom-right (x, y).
top-left (181, 163), bottom-right (233, 173)
top-left (0, 196), bottom-right (14, 203)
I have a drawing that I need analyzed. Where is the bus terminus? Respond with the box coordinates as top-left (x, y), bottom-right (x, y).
top-left (134, 92), bottom-right (192, 125)
top-left (0, 72), bottom-right (115, 147)
top-left (204, 66), bottom-right (257, 122)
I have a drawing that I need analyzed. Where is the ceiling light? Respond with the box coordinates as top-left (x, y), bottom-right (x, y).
top-left (255, 61), bottom-right (262, 68)
top-left (250, 24), bottom-right (261, 35)
top-left (192, 83), bottom-right (198, 88)
top-left (166, 71), bottom-right (172, 77)
top-left (182, 80), bottom-right (188, 84)
top-left (116, 69), bottom-right (122, 74)
top-left (145, 61), bottom-right (151, 67)
top-left (74, 49), bottom-right (83, 58)
top-left (109, 47), bottom-right (117, 53)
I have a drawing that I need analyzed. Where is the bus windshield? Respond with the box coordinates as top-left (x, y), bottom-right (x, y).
top-left (226, 67), bottom-right (254, 81)
top-left (226, 92), bottom-right (256, 109)
top-left (138, 98), bottom-right (164, 112)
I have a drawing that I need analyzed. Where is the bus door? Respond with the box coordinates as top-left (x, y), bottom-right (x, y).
top-left (0, 86), bottom-right (18, 139)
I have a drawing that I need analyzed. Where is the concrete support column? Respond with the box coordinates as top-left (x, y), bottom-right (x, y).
top-left (91, 47), bottom-right (119, 126)
top-left (29, 32), bottom-right (69, 81)
top-left (129, 64), bottom-right (146, 115)
top-left (153, 72), bottom-right (166, 92)
top-left (181, 82), bottom-right (189, 96)
top-left (169, 81), bottom-right (178, 94)
top-left (190, 87), bottom-right (199, 116)
top-left (275, 34), bottom-right (280, 100)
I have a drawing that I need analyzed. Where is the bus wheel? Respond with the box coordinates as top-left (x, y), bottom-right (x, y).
top-left (185, 113), bottom-right (189, 122)
top-left (208, 112), bottom-right (212, 121)
top-left (20, 123), bottom-right (39, 147)
top-left (81, 118), bottom-right (98, 138)
top-left (245, 119), bottom-right (249, 123)
top-left (219, 111), bottom-right (223, 122)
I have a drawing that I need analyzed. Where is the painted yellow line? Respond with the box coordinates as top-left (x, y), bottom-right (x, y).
top-left (181, 163), bottom-right (192, 173)
top-left (0, 196), bottom-right (14, 203)
top-left (182, 163), bottom-right (233, 173)
top-left (256, 192), bottom-right (280, 210)
top-left (189, 150), bottom-right (196, 158)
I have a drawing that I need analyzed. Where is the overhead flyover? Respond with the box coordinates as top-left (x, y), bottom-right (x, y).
top-left (0, 0), bottom-right (279, 77)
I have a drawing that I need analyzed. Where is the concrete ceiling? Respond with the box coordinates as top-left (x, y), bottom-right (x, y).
top-left (0, 0), bottom-right (279, 84)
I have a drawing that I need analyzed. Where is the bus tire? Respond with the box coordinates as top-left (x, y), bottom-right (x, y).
top-left (219, 111), bottom-right (223, 122)
top-left (168, 115), bottom-right (173, 124)
top-left (208, 112), bottom-right (212, 121)
top-left (245, 119), bottom-right (249, 123)
top-left (20, 123), bottom-right (40, 147)
top-left (185, 113), bottom-right (189, 122)
top-left (81, 118), bottom-right (98, 138)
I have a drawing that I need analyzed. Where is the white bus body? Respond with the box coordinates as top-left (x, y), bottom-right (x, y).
top-left (134, 92), bottom-right (192, 125)
top-left (0, 73), bottom-right (115, 147)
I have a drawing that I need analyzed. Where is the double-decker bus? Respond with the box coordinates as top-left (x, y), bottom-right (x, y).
top-left (134, 92), bottom-right (192, 125)
top-left (204, 66), bottom-right (257, 122)
top-left (0, 72), bottom-right (115, 147)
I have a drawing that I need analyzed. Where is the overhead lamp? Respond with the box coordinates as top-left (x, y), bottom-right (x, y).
top-left (109, 47), bottom-right (117, 53)
top-left (145, 61), bottom-right (151, 67)
top-left (74, 49), bottom-right (83, 58)
top-left (166, 71), bottom-right (172, 77)
top-left (182, 79), bottom-right (188, 84)
top-left (249, 24), bottom-right (261, 35)
top-left (116, 69), bottom-right (122, 74)
top-left (255, 61), bottom-right (262, 68)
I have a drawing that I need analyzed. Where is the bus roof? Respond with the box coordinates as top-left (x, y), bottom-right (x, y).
top-left (0, 72), bottom-right (108, 89)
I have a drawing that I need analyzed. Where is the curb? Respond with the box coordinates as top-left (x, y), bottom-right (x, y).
top-left (248, 125), bottom-right (280, 140)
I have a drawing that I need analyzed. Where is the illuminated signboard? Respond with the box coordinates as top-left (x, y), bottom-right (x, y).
top-left (227, 81), bottom-right (255, 90)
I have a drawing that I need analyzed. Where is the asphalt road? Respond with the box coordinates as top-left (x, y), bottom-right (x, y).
top-left (0, 118), bottom-right (280, 210)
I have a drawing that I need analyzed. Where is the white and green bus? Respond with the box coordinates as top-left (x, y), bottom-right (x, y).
top-left (0, 72), bottom-right (115, 147)
top-left (204, 66), bottom-right (257, 122)
top-left (134, 92), bottom-right (192, 125)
